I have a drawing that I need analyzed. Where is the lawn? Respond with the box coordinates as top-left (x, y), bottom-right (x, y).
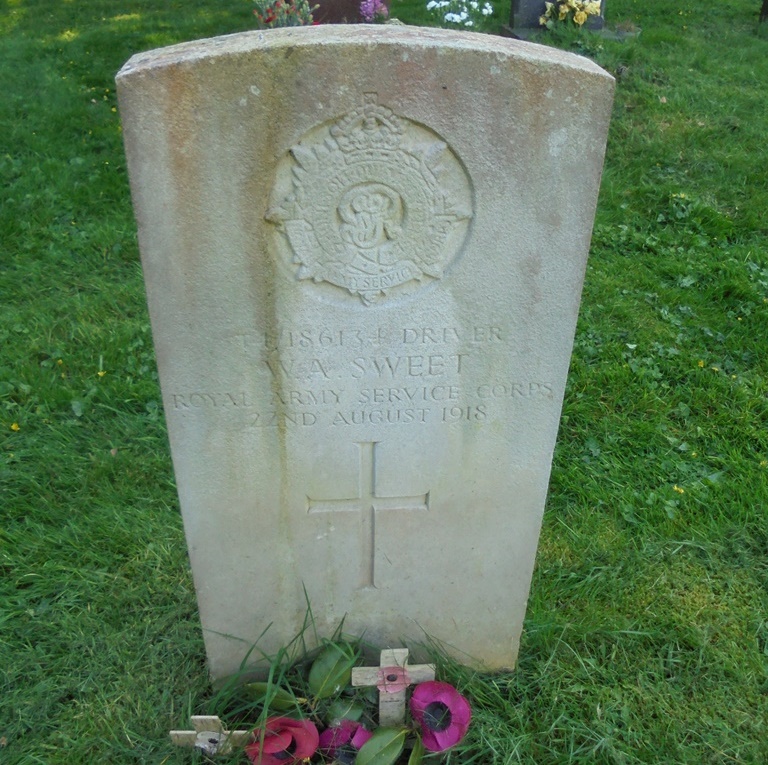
top-left (1, 0), bottom-right (766, 763)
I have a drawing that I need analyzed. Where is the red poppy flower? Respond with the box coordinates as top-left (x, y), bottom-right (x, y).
top-left (318, 719), bottom-right (372, 762)
top-left (377, 665), bottom-right (411, 694)
top-left (245, 717), bottom-right (319, 765)
top-left (409, 681), bottom-right (471, 752)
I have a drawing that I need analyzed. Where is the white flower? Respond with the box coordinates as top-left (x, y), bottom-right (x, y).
top-left (459, 9), bottom-right (468, 18)
top-left (470, 1), bottom-right (479, 8)
top-left (427, 0), bottom-right (437, 8)
top-left (465, 18), bottom-right (474, 24)
top-left (444, 11), bottom-right (461, 21)
top-left (482, 2), bottom-right (493, 14)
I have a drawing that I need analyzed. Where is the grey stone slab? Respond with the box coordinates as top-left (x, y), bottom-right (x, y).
top-left (117, 25), bottom-right (614, 681)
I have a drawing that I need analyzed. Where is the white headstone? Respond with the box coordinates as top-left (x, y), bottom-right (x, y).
top-left (117, 25), bottom-right (614, 681)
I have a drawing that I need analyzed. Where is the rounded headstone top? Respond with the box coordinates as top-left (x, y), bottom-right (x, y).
top-left (117, 25), bottom-right (614, 83)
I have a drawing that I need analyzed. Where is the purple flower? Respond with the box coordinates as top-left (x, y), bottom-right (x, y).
top-left (410, 681), bottom-right (471, 752)
top-left (318, 720), bottom-right (372, 763)
top-left (359, 0), bottom-right (389, 21)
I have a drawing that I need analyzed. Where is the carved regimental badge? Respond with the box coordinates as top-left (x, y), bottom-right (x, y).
top-left (267, 94), bottom-right (473, 305)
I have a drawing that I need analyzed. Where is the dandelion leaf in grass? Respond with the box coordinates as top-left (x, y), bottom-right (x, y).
top-left (240, 681), bottom-right (297, 710)
top-left (355, 728), bottom-right (407, 765)
top-left (308, 642), bottom-right (356, 699)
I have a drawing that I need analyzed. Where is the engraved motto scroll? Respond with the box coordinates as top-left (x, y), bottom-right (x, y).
top-left (267, 94), bottom-right (473, 306)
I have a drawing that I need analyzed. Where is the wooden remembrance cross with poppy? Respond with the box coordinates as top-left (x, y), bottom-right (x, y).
top-left (307, 441), bottom-right (430, 590)
top-left (352, 648), bottom-right (436, 727)
top-left (170, 716), bottom-right (250, 755)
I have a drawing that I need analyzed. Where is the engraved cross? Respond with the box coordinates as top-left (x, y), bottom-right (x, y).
top-left (307, 441), bottom-right (430, 589)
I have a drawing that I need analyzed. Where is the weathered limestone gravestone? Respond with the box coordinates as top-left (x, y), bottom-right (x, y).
top-left (117, 25), bottom-right (614, 681)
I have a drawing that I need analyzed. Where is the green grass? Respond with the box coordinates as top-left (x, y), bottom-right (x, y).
top-left (1, 0), bottom-right (767, 763)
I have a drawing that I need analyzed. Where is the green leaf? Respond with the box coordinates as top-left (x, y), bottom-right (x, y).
top-left (354, 728), bottom-right (407, 765)
top-left (326, 699), bottom-right (364, 725)
top-left (407, 734), bottom-right (425, 765)
top-left (240, 681), bottom-right (297, 710)
top-left (308, 642), bottom-right (356, 699)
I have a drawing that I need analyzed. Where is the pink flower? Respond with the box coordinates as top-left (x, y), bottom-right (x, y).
top-left (359, 0), bottom-right (389, 21)
top-left (318, 719), bottom-right (372, 761)
top-left (377, 665), bottom-right (411, 694)
top-left (245, 717), bottom-right (319, 765)
top-left (409, 681), bottom-right (471, 752)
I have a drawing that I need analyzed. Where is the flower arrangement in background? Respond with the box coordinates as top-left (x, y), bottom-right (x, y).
top-left (426, 0), bottom-right (494, 28)
top-left (539, 0), bottom-right (601, 28)
top-left (253, 0), bottom-right (316, 28)
top-left (359, 0), bottom-right (389, 22)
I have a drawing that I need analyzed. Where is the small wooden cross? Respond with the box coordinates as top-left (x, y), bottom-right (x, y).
top-left (170, 715), bottom-right (251, 756)
top-left (351, 648), bottom-right (435, 727)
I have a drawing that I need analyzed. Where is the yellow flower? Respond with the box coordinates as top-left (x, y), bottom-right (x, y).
top-left (539, 14), bottom-right (548, 24)
top-left (574, 9), bottom-right (588, 24)
top-left (585, 1), bottom-right (601, 14)
top-left (673, 485), bottom-right (685, 494)
top-left (98, 370), bottom-right (107, 378)
top-left (760, 460), bottom-right (768, 468)
top-left (11, 422), bottom-right (20, 432)
top-left (697, 360), bottom-right (704, 368)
